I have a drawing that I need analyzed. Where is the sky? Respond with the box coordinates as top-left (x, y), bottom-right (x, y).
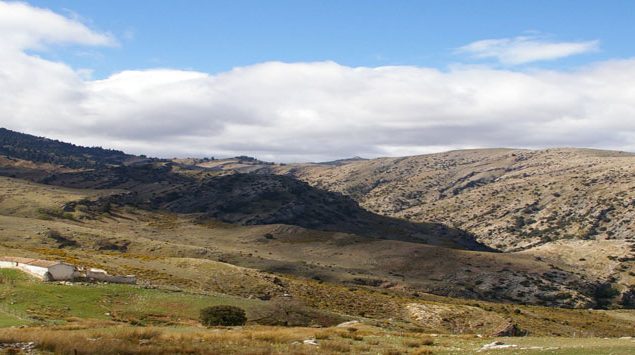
top-left (1, 1), bottom-right (635, 161)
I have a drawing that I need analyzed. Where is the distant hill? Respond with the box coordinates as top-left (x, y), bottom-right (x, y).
top-left (272, 148), bottom-right (635, 250)
top-left (0, 128), bottom-right (132, 168)
top-left (317, 156), bottom-right (368, 166)
top-left (37, 165), bottom-right (489, 251)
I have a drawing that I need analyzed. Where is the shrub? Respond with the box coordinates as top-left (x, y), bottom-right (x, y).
top-left (200, 305), bottom-right (247, 326)
top-left (46, 229), bottom-right (78, 248)
top-left (593, 283), bottom-right (620, 309)
top-left (620, 287), bottom-right (635, 309)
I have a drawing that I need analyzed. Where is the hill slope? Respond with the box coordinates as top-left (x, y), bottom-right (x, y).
top-left (1, 129), bottom-right (633, 308)
top-left (0, 175), bottom-right (626, 311)
top-left (0, 128), bottom-right (485, 250)
top-left (269, 148), bottom-right (635, 251)
top-left (185, 149), bottom-right (635, 305)
top-left (35, 165), bottom-right (488, 250)
top-left (0, 127), bottom-right (134, 168)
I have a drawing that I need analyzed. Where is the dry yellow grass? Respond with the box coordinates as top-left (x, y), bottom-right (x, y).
top-left (1, 324), bottom-right (634, 354)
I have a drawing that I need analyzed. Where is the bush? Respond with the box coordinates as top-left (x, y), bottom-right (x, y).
top-left (593, 283), bottom-right (620, 309)
top-left (200, 305), bottom-right (247, 326)
top-left (620, 287), bottom-right (635, 309)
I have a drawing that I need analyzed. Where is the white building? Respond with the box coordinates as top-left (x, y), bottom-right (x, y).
top-left (0, 257), bottom-right (76, 281)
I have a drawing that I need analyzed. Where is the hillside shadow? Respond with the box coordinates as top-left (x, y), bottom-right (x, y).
top-left (10, 163), bottom-right (493, 252)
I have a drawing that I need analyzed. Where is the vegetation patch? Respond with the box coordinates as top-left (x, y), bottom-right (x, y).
top-left (200, 305), bottom-right (247, 326)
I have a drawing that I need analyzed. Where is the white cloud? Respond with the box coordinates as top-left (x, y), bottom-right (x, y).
top-left (0, 1), bottom-right (115, 50)
top-left (2, 3), bottom-right (635, 162)
top-left (458, 36), bottom-right (599, 65)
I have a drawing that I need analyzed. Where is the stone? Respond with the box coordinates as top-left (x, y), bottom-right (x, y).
top-left (336, 320), bottom-right (360, 328)
top-left (490, 321), bottom-right (527, 336)
top-left (478, 341), bottom-right (518, 351)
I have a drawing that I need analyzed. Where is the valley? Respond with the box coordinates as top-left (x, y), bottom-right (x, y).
top-left (0, 128), bottom-right (634, 353)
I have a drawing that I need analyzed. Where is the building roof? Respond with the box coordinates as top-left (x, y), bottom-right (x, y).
top-left (2, 256), bottom-right (66, 268)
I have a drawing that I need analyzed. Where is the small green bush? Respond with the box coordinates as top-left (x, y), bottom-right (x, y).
top-left (200, 305), bottom-right (247, 326)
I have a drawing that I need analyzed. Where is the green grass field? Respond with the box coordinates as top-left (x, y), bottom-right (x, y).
top-left (0, 269), bottom-right (634, 354)
top-left (0, 269), bottom-right (270, 327)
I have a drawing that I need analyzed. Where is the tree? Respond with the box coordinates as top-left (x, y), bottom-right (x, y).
top-left (200, 305), bottom-right (247, 326)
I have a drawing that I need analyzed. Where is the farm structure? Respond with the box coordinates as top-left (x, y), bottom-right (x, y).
top-left (0, 257), bottom-right (75, 281)
top-left (0, 257), bottom-right (136, 284)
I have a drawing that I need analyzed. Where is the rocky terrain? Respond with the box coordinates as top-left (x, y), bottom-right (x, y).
top-left (1, 128), bottom-right (634, 309)
top-left (30, 162), bottom-right (487, 250)
top-left (183, 149), bottom-right (635, 306)
top-left (268, 149), bottom-right (635, 252)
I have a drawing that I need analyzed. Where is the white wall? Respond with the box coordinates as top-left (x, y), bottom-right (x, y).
top-left (0, 261), bottom-right (75, 281)
top-left (0, 261), bottom-right (16, 268)
top-left (17, 264), bottom-right (48, 279)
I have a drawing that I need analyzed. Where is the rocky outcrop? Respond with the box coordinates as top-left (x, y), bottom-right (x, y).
top-left (491, 321), bottom-right (527, 337)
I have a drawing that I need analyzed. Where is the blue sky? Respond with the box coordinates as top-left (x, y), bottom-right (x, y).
top-left (2, 1), bottom-right (635, 161)
top-left (27, 0), bottom-right (635, 78)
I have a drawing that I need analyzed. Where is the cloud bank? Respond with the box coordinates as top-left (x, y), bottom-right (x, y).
top-left (1, 2), bottom-right (635, 162)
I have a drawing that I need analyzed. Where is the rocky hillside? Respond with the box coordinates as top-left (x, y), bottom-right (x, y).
top-left (263, 149), bottom-right (635, 252)
top-left (182, 149), bottom-right (635, 304)
top-left (0, 129), bottom-right (488, 250)
top-left (36, 164), bottom-right (488, 250)
top-left (0, 174), bottom-right (614, 309)
top-left (1, 129), bottom-right (633, 307)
